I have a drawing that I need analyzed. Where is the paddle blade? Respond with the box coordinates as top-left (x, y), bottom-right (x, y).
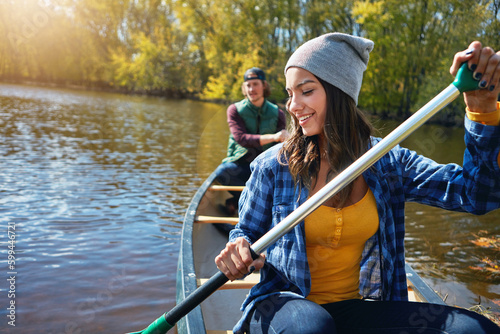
top-left (127, 314), bottom-right (174, 334)
top-left (452, 63), bottom-right (478, 93)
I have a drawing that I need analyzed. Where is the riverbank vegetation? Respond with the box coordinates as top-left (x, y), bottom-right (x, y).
top-left (1, 0), bottom-right (499, 123)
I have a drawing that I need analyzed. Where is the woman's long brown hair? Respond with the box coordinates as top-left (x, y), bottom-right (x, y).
top-left (279, 76), bottom-right (374, 208)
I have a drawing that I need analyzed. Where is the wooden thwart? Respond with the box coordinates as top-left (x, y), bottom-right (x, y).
top-left (407, 284), bottom-right (417, 302)
top-left (197, 272), bottom-right (260, 290)
top-left (195, 216), bottom-right (239, 225)
top-left (208, 185), bottom-right (245, 192)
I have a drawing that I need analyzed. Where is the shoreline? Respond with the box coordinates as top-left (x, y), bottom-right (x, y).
top-left (0, 79), bottom-right (466, 127)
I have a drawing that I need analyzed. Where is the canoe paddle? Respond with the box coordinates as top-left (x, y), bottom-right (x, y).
top-left (128, 62), bottom-right (478, 334)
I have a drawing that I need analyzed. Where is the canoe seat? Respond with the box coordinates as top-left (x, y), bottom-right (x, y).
top-left (208, 185), bottom-right (245, 192)
top-left (407, 283), bottom-right (416, 302)
top-left (197, 272), bottom-right (260, 290)
top-left (195, 215), bottom-right (239, 225)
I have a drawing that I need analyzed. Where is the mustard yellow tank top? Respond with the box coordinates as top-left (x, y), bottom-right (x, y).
top-left (305, 188), bottom-right (379, 304)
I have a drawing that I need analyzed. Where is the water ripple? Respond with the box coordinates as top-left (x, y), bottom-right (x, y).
top-left (0, 84), bottom-right (210, 333)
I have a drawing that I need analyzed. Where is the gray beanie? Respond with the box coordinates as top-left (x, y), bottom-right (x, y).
top-left (285, 33), bottom-right (374, 105)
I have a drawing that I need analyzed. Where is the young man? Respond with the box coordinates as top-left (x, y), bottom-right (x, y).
top-left (214, 67), bottom-right (289, 216)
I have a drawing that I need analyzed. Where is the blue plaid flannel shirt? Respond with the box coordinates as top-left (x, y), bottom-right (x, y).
top-left (229, 117), bottom-right (500, 333)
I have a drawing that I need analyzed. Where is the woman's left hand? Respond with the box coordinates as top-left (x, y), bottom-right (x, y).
top-left (450, 41), bottom-right (500, 113)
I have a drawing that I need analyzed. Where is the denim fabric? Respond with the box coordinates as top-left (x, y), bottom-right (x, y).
top-left (248, 295), bottom-right (335, 334)
top-left (214, 161), bottom-right (252, 188)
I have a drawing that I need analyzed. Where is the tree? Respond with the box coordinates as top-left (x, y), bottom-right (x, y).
top-left (0, 0), bottom-right (495, 119)
top-left (353, 0), bottom-right (488, 121)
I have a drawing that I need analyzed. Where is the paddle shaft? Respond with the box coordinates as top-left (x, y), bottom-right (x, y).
top-left (166, 271), bottom-right (229, 326)
top-left (132, 63), bottom-right (476, 334)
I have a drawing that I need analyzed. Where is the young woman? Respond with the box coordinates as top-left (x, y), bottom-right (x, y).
top-left (215, 33), bottom-right (500, 334)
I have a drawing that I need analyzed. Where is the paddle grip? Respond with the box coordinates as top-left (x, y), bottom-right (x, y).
top-left (452, 62), bottom-right (478, 93)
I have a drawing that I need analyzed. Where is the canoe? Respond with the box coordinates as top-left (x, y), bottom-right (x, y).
top-left (176, 171), bottom-right (446, 334)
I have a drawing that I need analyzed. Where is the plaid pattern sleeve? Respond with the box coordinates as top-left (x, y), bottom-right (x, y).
top-left (229, 148), bottom-right (278, 244)
top-left (400, 116), bottom-right (500, 214)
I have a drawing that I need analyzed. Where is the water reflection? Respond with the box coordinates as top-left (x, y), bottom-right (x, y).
top-left (0, 83), bottom-right (227, 333)
top-left (405, 203), bottom-right (500, 308)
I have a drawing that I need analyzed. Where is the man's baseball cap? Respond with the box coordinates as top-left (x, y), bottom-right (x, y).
top-left (244, 67), bottom-right (266, 81)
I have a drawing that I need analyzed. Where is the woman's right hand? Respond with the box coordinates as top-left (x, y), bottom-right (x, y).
top-left (215, 237), bottom-right (266, 281)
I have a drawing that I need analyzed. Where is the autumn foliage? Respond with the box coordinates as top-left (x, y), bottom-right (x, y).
top-left (1, 0), bottom-right (499, 119)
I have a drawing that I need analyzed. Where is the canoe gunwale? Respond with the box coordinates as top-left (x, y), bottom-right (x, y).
top-left (177, 172), bottom-right (220, 333)
top-left (405, 263), bottom-right (446, 305)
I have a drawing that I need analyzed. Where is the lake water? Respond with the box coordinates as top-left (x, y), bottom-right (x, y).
top-left (0, 83), bottom-right (498, 333)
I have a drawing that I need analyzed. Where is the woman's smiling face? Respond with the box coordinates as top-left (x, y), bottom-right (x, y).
top-left (285, 67), bottom-right (327, 138)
